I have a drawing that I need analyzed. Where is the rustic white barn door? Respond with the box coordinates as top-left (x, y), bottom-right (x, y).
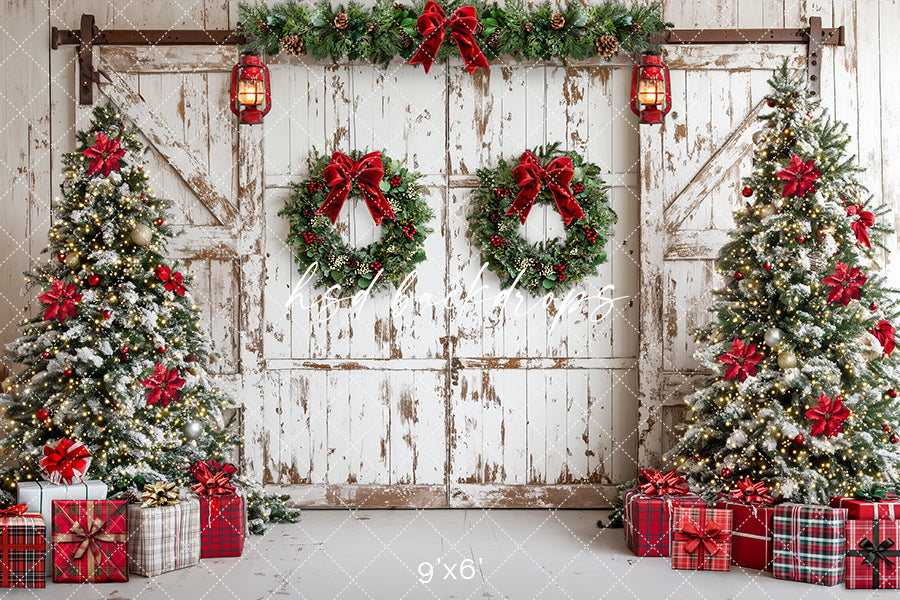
top-left (637, 47), bottom-right (807, 466)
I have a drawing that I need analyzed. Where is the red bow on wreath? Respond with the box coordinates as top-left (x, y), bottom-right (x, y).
top-left (409, 1), bottom-right (489, 75)
top-left (189, 460), bottom-right (237, 497)
top-left (729, 477), bottom-right (774, 505)
top-left (638, 469), bottom-right (689, 496)
top-left (675, 519), bottom-right (728, 556)
top-left (40, 438), bottom-right (92, 485)
top-left (315, 152), bottom-right (395, 226)
top-left (505, 152), bottom-right (585, 226)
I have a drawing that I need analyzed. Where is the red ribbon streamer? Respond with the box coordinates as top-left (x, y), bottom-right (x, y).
top-left (637, 469), bottom-right (689, 497)
top-left (315, 152), bottom-right (395, 226)
top-left (729, 477), bottom-right (774, 505)
top-left (675, 519), bottom-right (728, 557)
top-left (504, 152), bottom-right (585, 226)
top-left (409, 1), bottom-right (490, 75)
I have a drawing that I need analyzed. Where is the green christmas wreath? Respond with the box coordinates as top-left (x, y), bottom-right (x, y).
top-left (468, 143), bottom-right (616, 293)
top-left (279, 151), bottom-right (434, 294)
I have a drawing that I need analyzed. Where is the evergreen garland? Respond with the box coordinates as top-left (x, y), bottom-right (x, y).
top-left (238, 0), bottom-right (669, 66)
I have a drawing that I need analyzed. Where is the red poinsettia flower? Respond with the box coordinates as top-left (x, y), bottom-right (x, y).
top-left (155, 265), bottom-right (186, 296)
top-left (823, 261), bottom-right (867, 305)
top-left (82, 132), bottom-right (126, 177)
top-left (846, 204), bottom-right (875, 249)
top-left (719, 338), bottom-right (764, 382)
top-left (777, 155), bottom-right (821, 198)
top-left (805, 393), bottom-right (850, 437)
top-left (38, 279), bottom-right (82, 322)
top-left (142, 363), bottom-right (186, 407)
top-left (873, 320), bottom-right (896, 357)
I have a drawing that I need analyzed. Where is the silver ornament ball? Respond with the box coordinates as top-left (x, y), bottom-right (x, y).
top-left (183, 421), bottom-right (203, 440)
top-left (777, 350), bottom-right (798, 370)
top-left (764, 327), bottom-right (784, 347)
top-left (131, 224), bottom-right (153, 246)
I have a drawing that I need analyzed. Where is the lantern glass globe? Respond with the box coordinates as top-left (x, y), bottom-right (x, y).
top-left (638, 78), bottom-right (666, 106)
top-left (238, 79), bottom-right (265, 106)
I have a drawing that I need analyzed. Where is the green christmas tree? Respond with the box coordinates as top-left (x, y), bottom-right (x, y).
top-left (0, 104), bottom-right (296, 531)
top-left (667, 63), bottom-right (900, 503)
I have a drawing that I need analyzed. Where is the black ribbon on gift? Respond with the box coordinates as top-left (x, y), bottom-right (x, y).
top-left (846, 520), bottom-right (900, 589)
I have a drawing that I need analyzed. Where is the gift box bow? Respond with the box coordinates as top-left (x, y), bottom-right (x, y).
top-left (190, 462), bottom-right (236, 497)
top-left (728, 477), bottom-right (775, 505)
top-left (638, 469), bottom-right (689, 496)
top-left (40, 438), bottom-right (91, 485)
top-left (847, 520), bottom-right (900, 589)
top-left (142, 482), bottom-right (181, 508)
top-left (854, 485), bottom-right (897, 502)
top-left (0, 503), bottom-right (29, 517)
top-left (676, 520), bottom-right (729, 556)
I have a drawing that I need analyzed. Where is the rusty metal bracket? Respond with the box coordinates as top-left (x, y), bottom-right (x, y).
top-left (805, 16), bottom-right (832, 97)
top-left (654, 21), bottom-right (844, 46)
top-left (51, 14), bottom-right (246, 105)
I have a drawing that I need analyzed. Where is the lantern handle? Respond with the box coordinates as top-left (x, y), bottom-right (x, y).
top-left (261, 62), bottom-right (272, 117)
top-left (661, 61), bottom-right (672, 117)
top-left (229, 63), bottom-right (242, 116)
top-left (629, 63), bottom-right (641, 117)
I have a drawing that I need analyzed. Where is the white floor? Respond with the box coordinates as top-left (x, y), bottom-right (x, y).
top-left (8, 509), bottom-right (897, 600)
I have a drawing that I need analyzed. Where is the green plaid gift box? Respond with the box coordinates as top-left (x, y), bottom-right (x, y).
top-left (128, 497), bottom-right (200, 577)
top-left (772, 503), bottom-right (848, 586)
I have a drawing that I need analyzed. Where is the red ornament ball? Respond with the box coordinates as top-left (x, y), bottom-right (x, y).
top-left (41, 351), bottom-right (50, 360)
top-left (796, 236), bottom-right (805, 243)
top-left (889, 388), bottom-right (897, 399)
top-left (102, 310), bottom-right (111, 319)
top-left (62, 367), bottom-right (72, 377)
top-left (884, 424), bottom-right (892, 432)
top-left (764, 262), bottom-right (773, 270)
top-left (692, 454), bottom-right (700, 461)
top-left (87, 274), bottom-right (100, 286)
top-left (720, 467), bottom-right (732, 479)
top-left (154, 218), bottom-right (164, 226)
top-left (36, 409), bottom-right (49, 421)
top-left (56, 253), bottom-right (66, 263)
top-left (871, 302), bottom-right (879, 311)
top-left (893, 435), bottom-right (900, 444)
top-left (767, 100), bottom-right (775, 108)
top-left (158, 346), bottom-right (167, 354)
top-left (795, 433), bottom-right (805, 444)
top-left (741, 187), bottom-right (753, 198)
top-left (734, 272), bottom-right (744, 280)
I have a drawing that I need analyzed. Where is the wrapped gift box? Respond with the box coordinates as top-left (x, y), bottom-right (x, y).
top-left (772, 503), bottom-right (848, 586)
top-left (716, 500), bottom-right (775, 571)
top-left (845, 519), bottom-right (900, 589)
top-left (671, 506), bottom-right (732, 571)
top-left (51, 499), bottom-right (129, 583)
top-left (624, 489), bottom-right (706, 557)
top-left (0, 508), bottom-right (45, 588)
top-left (830, 495), bottom-right (900, 520)
top-left (197, 488), bottom-right (246, 558)
top-left (128, 497), bottom-right (200, 577)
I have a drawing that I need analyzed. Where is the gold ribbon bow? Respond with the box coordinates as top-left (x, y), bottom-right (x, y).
top-left (142, 482), bottom-right (181, 508)
top-left (54, 501), bottom-right (128, 582)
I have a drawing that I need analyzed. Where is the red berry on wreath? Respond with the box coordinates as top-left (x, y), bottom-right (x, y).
top-left (102, 310), bottom-right (111, 319)
top-left (88, 274), bottom-right (100, 286)
top-left (554, 263), bottom-right (566, 281)
top-left (57, 252), bottom-right (66, 263)
top-left (63, 367), bottom-right (72, 377)
top-left (370, 262), bottom-right (383, 273)
top-left (489, 213), bottom-right (501, 224)
top-left (301, 208), bottom-right (314, 219)
top-left (571, 181), bottom-right (584, 194)
top-left (389, 175), bottom-right (402, 188)
top-left (154, 218), bottom-right (164, 226)
top-left (734, 272), bottom-right (744, 280)
top-left (795, 433), bottom-right (804, 444)
top-left (402, 224), bottom-right (417, 240)
top-left (346, 258), bottom-right (358, 270)
top-left (307, 182), bottom-right (318, 193)
top-left (889, 388), bottom-right (897, 398)
top-left (720, 467), bottom-right (732, 478)
top-left (741, 187), bottom-right (753, 197)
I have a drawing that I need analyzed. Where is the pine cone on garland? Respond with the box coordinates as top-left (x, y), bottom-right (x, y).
top-left (595, 34), bottom-right (618, 57)
top-left (630, 21), bottom-right (642, 33)
top-left (394, 2), bottom-right (406, 10)
top-left (334, 13), bottom-right (349, 30)
top-left (280, 34), bottom-right (304, 56)
top-left (474, 22), bottom-right (485, 36)
top-left (550, 12), bottom-right (565, 30)
top-left (808, 250), bottom-right (828, 274)
top-left (398, 30), bottom-right (413, 48)
top-left (120, 488), bottom-right (141, 504)
top-left (525, 22), bottom-right (534, 33)
top-left (487, 30), bottom-right (501, 49)
top-left (257, 21), bottom-right (270, 35)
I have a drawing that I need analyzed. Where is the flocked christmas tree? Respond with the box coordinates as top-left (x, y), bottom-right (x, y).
top-left (0, 103), bottom-right (296, 531)
top-left (667, 62), bottom-right (900, 504)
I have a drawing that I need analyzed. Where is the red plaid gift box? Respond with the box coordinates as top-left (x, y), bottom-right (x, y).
top-left (772, 503), bottom-right (847, 586)
top-left (51, 499), bottom-right (129, 583)
top-left (197, 489), bottom-right (246, 558)
top-left (0, 505), bottom-right (45, 588)
top-left (624, 489), bottom-right (706, 557)
top-left (716, 500), bottom-right (774, 571)
top-left (845, 519), bottom-right (900, 589)
top-left (830, 495), bottom-right (900, 520)
top-left (671, 506), bottom-right (732, 571)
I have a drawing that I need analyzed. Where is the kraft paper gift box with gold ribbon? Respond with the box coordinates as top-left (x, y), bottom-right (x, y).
top-left (128, 490), bottom-right (200, 577)
top-left (0, 504), bottom-right (46, 588)
top-left (50, 499), bottom-right (129, 583)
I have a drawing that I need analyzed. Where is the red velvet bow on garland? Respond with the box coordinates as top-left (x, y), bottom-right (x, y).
top-left (637, 469), bottom-right (689, 496)
top-left (40, 438), bottom-right (92, 485)
top-left (315, 152), bottom-right (395, 226)
top-left (504, 152), bottom-right (585, 226)
top-left (675, 519), bottom-right (728, 557)
top-left (189, 460), bottom-right (237, 496)
top-left (0, 504), bottom-right (28, 517)
top-left (409, 1), bottom-right (490, 75)
top-left (729, 477), bottom-right (774, 505)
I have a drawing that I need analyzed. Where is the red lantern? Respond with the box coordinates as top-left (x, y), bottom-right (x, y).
top-left (230, 52), bottom-right (271, 125)
top-left (630, 51), bottom-right (671, 125)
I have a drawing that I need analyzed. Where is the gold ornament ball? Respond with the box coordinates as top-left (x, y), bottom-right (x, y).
top-left (64, 252), bottom-right (80, 268)
top-left (777, 350), bottom-right (797, 370)
top-left (131, 224), bottom-right (153, 246)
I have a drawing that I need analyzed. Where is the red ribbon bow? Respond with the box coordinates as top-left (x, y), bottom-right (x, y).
top-left (637, 469), bottom-right (689, 496)
top-left (676, 520), bottom-right (728, 556)
top-left (315, 152), bottom-right (395, 226)
top-left (40, 438), bottom-right (92, 485)
top-left (0, 504), bottom-right (28, 517)
top-left (729, 477), bottom-right (774, 505)
top-left (190, 461), bottom-right (237, 497)
top-left (409, 1), bottom-right (490, 75)
top-left (504, 152), bottom-right (585, 226)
